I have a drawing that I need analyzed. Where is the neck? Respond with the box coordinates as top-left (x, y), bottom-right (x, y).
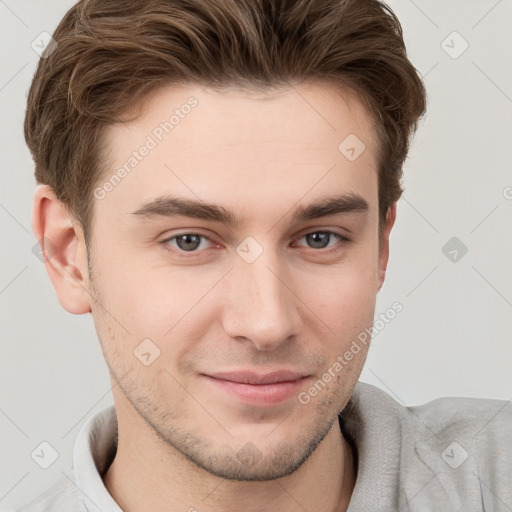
top-left (103, 399), bottom-right (356, 512)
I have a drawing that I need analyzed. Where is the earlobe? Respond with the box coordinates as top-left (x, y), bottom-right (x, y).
top-left (377, 202), bottom-right (397, 292)
top-left (32, 184), bottom-right (92, 314)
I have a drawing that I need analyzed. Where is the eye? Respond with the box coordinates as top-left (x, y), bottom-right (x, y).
top-left (163, 233), bottom-right (214, 253)
top-left (161, 229), bottom-right (350, 257)
top-left (295, 230), bottom-right (349, 251)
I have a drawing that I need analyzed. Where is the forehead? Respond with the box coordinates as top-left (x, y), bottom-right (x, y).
top-left (96, 82), bottom-right (379, 227)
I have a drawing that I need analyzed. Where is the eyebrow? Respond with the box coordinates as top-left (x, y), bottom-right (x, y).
top-left (130, 192), bottom-right (369, 226)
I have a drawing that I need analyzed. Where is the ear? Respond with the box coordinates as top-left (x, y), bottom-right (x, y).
top-left (32, 184), bottom-right (92, 314)
top-left (377, 202), bottom-right (397, 292)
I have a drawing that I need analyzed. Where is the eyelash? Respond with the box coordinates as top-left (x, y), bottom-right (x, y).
top-left (160, 230), bottom-right (351, 258)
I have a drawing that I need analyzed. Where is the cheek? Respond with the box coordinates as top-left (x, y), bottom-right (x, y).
top-left (298, 254), bottom-right (378, 347)
top-left (319, 280), bottom-right (375, 337)
top-left (105, 262), bottom-right (220, 346)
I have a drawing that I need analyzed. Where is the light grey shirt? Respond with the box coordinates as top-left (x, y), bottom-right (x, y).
top-left (16, 381), bottom-right (512, 511)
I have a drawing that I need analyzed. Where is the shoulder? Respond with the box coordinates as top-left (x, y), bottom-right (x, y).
top-left (347, 382), bottom-right (512, 509)
top-left (407, 392), bottom-right (512, 451)
top-left (352, 380), bottom-right (512, 441)
top-left (409, 392), bottom-right (512, 472)
top-left (404, 390), bottom-right (512, 509)
top-left (411, 393), bottom-right (512, 508)
top-left (16, 469), bottom-right (86, 512)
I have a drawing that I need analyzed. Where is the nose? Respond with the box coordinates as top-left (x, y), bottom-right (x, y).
top-left (221, 247), bottom-right (301, 351)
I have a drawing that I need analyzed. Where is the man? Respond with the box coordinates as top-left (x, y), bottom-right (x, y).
top-left (19, 0), bottom-right (511, 510)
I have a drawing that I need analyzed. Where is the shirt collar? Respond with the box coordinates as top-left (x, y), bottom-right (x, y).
top-left (73, 403), bottom-right (121, 512)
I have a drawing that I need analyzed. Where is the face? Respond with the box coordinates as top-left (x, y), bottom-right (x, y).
top-left (84, 82), bottom-right (391, 480)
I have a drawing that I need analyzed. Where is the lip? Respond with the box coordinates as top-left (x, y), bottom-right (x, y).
top-left (206, 370), bottom-right (307, 385)
top-left (201, 370), bottom-right (310, 406)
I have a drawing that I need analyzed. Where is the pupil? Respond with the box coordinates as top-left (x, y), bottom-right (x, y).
top-left (308, 232), bottom-right (329, 249)
top-left (178, 234), bottom-right (200, 251)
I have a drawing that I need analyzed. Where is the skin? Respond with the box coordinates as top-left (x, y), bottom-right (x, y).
top-left (32, 82), bottom-right (396, 512)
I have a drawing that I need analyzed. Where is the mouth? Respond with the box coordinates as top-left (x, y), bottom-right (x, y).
top-left (200, 370), bottom-right (311, 406)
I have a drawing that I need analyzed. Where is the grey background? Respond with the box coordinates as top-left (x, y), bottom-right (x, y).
top-left (1, 0), bottom-right (511, 509)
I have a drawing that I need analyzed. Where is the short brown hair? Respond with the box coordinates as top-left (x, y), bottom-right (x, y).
top-left (24, 0), bottom-right (426, 245)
